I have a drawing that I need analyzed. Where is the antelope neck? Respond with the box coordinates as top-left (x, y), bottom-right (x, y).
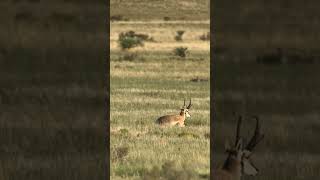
top-left (222, 155), bottom-right (242, 178)
top-left (179, 109), bottom-right (186, 116)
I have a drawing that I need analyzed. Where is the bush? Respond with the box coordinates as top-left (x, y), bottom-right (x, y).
top-left (118, 31), bottom-right (154, 50)
top-left (199, 32), bottom-right (210, 41)
top-left (118, 31), bottom-right (144, 50)
top-left (174, 47), bottom-right (188, 58)
top-left (175, 30), bottom-right (185, 41)
top-left (163, 16), bottom-right (171, 21)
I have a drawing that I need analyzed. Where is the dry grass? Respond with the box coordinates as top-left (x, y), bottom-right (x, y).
top-left (110, 19), bottom-right (210, 179)
top-left (110, 21), bottom-right (210, 51)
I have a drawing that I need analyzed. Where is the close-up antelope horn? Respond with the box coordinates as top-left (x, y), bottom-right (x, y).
top-left (235, 115), bottom-right (242, 145)
top-left (187, 99), bottom-right (192, 109)
top-left (245, 116), bottom-right (265, 152)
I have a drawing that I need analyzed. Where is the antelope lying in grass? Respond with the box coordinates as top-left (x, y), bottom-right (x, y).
top-left (214, 116), bottom-right (265, 180)
top-left (155, 99), bottom-right (192, 127)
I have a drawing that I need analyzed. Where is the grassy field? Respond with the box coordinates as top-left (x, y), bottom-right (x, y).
top-left (110, 19), bottom-right (210, 179)
top-left (110, 0), bottom-right (209, 21)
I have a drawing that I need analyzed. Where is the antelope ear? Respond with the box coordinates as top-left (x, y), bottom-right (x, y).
top-left (242, 158), bottom-right (258, 176)
top-left (224, 140), bottom-right (231, 151)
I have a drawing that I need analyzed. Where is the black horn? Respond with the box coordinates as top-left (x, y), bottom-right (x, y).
top-left (187, 99), bottom-right (192, 109)
top-left (245, 116), bottom-right (264, 152)
top-left (235, 115), bottom-right (242, 145)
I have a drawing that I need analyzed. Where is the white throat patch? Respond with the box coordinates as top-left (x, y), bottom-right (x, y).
top-left (185, 111), bottom-right (191, 117)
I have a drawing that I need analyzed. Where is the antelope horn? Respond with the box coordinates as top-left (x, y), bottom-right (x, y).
top-left (187, 99), bottom-right (192, 109)
top-left (235, 115), bottom-right (242, 145)
top-left (245, 116), bottom-right (264, 152)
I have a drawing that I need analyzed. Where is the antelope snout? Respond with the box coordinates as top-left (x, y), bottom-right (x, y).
top-left (186, 111), bottom-right (191, 117)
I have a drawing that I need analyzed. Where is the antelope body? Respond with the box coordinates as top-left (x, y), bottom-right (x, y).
top-left (213, 116), bottom-right (265, 180)
top-left (156, 99), bottom-right (192, 127)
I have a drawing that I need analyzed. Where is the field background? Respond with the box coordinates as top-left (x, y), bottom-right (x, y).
top-left (110, 0), bottom-right (210, 179)
top-left (0, 1), bottom-right (106, 179)
top-left (213, 0), bottom-right (320, 179)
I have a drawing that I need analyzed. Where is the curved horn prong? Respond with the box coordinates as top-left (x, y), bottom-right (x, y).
top-left (235, 115), bottom-right (242, 145)
top-left (183, 99), bottom-right (186, 108)
top-left (187, 99), bottom-right (192, 109)
top-left (245, 116), bottom-right (264, 152)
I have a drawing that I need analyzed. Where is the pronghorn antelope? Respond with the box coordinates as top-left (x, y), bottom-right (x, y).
top-left (155, 99), bottom-right (192, 127)
top-left (214, 116), bottom-right (265, 180)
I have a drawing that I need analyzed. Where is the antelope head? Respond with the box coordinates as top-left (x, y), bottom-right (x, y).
top-left (180, 99), bottom-right (192, 118)
top-left (223, 115), bottom-right (265, 177)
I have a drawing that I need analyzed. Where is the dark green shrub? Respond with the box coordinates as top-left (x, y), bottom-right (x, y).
top-left (174, 47), bottom-right (188, 58)
top-left (118, 36), bottom-right (143, 50)
top-left (163, 16), bottom-right (171, 21)
top-left (118, 31), bottom-right (152, 50)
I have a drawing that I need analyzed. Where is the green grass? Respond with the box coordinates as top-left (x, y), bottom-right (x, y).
top-left (110, 1), bottom-right (210, 177)
top-left (110, 55), bottom-right (210, 179)
top-left (110, 17), bottom-right (210, 179)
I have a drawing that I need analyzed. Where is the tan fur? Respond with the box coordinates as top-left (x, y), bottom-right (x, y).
top-left (156, 111), bottom-right (186, 127)
top-left (156, 100), bottom-right (191, 127)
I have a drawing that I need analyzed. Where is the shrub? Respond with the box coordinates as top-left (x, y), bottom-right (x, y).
top-left (175, 30), bottom-right (185, 41)
top-left (118, 34), bottom-right (143, 50)
top-left (173, 47), bottom-right (188, 58)
top-left (199, 32), bottom-right (210, 41)
top-left (118, 31), bottom-right (154, 50)
top-left (163, 16), bottom-right (171, 21)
